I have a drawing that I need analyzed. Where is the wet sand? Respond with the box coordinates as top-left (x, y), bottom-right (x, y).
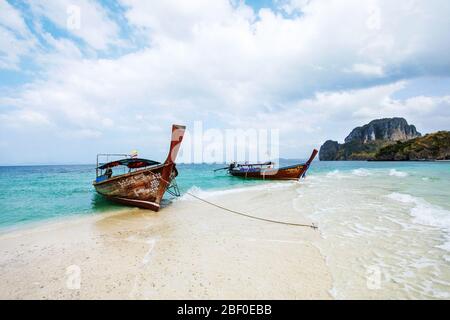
top-left (0, 184), bottom-right (332, 299)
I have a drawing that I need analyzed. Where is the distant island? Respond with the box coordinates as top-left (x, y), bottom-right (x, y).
top-left (319, 117), bottom-right (450, 161)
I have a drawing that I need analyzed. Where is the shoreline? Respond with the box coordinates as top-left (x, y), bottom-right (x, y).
top-left (0, 183), bottom-right (332, 299)
top-left (0, 180), bottom-right (299, 235)
top-left (0, 209), bottom-right (122, 237)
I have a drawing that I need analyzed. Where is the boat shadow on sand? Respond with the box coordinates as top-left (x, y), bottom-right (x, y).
top-left (91, 193), bottom-right (176, 212)
top-left (91, 193), bottom-right (122, 212)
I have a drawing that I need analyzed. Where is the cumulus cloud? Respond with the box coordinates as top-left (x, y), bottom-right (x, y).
top-left (349, 63), bottom-right (384, 76)
top-left (240, 82), bottom-right (450, 155)
top-left (0, 0), bottom-right (450, 163)
top-left (0, 0), bottom-right (29, 35)
top-left (30, 0), bottom-right (122, 50)
top-left (0, 0), bottom-right (36, 69)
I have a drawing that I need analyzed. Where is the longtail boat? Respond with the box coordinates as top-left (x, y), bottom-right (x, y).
top-left (92, 124), bottom-right (186, 211)
top-left (215, 149), bottom-right (318, 180)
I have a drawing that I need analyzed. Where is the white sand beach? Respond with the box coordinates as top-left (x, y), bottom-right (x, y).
top-left (0, 183), bottom-right (332, 299)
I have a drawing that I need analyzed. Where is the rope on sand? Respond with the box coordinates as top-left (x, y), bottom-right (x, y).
top-left (186, 192), bottom-right (318, 230)
top-left (159, 176), bottom-right (318, 230)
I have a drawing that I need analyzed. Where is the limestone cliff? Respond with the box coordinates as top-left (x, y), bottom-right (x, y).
top-left (344, 118), bottom-right (421, 144)
top-left (319, 118), bottom-right (422, 161)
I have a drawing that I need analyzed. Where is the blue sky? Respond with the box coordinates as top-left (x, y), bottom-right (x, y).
top-left (1, 0), bottom-right (450, 165)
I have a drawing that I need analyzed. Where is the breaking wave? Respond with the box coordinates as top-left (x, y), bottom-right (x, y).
top-left (386, 192), bottom-right (450, 252)
top-left (389, 169), bottom-right (409, 177)
top-left (352, 169), bottom-right (371, 177)
top-left (179, 182), bottom-right (296, 201)
top-left (326, 170), bottom-right (341, 177)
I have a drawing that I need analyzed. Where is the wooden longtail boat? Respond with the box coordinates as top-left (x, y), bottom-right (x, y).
top-left (92, 124), bottom-right (186, 211)
top-left (215, 149), bottom-right (318, 180)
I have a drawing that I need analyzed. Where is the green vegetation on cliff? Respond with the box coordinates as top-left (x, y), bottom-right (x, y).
top-left (335, 140), bottom-right (389, 160)
top-left (374, 131), bottom-right (450, 161)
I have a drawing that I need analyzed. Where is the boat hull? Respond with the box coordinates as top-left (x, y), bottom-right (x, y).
top-left (230, 164), bottom-right (307, 180)
top-left (93, 164), bottom-right (176, 211)
top-left (103, 196), bottom-right (161, 211)
top-left (228, 149), bottom-right (319, 181)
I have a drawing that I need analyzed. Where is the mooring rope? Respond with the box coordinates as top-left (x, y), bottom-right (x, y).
top-left (185, 192), bottom-right (318, 230)
top-left (160, 175), bottom-right (318, 230)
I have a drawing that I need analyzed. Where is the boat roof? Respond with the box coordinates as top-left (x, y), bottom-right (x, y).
top-left (97, 158), bottom-right (161, 169)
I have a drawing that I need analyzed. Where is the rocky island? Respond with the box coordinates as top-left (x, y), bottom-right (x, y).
top-left (374, 131), bottom-right (450, 161)
top-left (319, 118), bottom-right (450, 161)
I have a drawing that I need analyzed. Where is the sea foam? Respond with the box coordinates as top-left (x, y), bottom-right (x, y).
top-left (326, 170), bottom-right (341, 177)
top-left (389, 169), bottom-right (409, 177)
top-left (179, 182), bottom-right (296, 201)
top-left (352, 169), bottom-right (371, 177)
top-left (386, 192), bottom-right (450, 252)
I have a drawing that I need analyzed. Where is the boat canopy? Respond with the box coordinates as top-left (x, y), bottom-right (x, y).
top-left (97, 158), bottom-right (161, 170)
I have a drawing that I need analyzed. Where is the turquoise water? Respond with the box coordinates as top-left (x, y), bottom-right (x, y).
top-left (0, 161), bottom-right (449, 229)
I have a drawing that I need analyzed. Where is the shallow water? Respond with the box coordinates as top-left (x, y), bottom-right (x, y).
top-left (183, 161), bottom-right (450, 299)
top-left (296, 163), bottom-right (450, 299)
top-left (0, 160), bottom-right (449, 299)
top-left (0, 160), bottom-right (310, 228)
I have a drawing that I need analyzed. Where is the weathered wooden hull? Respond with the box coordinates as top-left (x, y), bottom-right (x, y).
top-left (229, 149), bottom-right (319, 181)
top-left (230, 164), bottom-right (307, 180)
top-left (93, 165), bottom-right (177, 211)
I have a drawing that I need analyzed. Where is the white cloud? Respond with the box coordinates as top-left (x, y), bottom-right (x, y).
top-left (0, 109), bottom-right (50, 128)
top-left (248, 82), bottom-right (450, 153)
top-left (120, 0), bottom-right (255, 40)
top-left (257, 88), bottom-right (446, 159)
top-left (30, 0), bottom-right (121, 50)
top-left (0, 0), bottom-right (29, 35)
top-left (349, 63), bottom-right (384, 76)
top-left (0, 27), bottom-right (29, 69)
top-left (1, 0), bottom-right (450, 163)
top-left (0, 0), bottom-right (36, 69)
top-left (280, 0), bottom-right (312, 15)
